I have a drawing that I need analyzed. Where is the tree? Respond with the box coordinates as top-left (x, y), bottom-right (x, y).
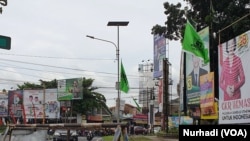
top-left (17, 82), bottom-right (43, 90)
top-left (152, 0), bottom-right (250, 44)
top-left (73, 77), bottom-right (108, 116)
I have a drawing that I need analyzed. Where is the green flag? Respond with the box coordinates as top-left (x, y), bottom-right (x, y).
top-left (182, 21), bottom-right (210, 64)
top-left (133, 98), bottom-right (141, 112)
top-left (120, 60), bottom-right (129, 93)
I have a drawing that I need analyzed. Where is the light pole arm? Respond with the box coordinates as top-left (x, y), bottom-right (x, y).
top-left (86, 35), bottom-right (118, 50)
top-left (86, 34), bottom-right (120, 123)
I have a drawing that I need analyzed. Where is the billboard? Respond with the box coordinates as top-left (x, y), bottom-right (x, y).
top-left (199, 72), bottom-right (217, 120)
top-left (23, 90), bottom-right (44, 119)
top-left (0, 95), bottom-right (8, 117)
top-left (57, 78), bottom-right (83, 100)
top-left (218, 30), bottom-right (250, 124)
top-left (168, 116), bottom-right (193, 127)
top-left (185, 27), bottom-right (210, 119)
top-left (45, 89), bottom-right (60, 119)
top-left (153, 34), bottom-right (166, 78)
top-left (8, 90), bottom-right (23, 117)
top-left (200, 72), bottom-right (214, 108)
top-left (158, 79), bottom-right (163, 112)
top-left (185, 27), bottom-right (210, 105)
top-left (201, 102), bottom-right (218, 119)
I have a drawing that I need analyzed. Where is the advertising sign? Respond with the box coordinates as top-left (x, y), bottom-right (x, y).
top-left (153, 34), bottom-right (166, 78)
top-left (218, 30), bottom-right (250, 124)
top-left (45, 89), bottom-right (60, 119)
top-left (185, 27), bottom-right (210, 106)
top-left (0, 95), bottom-right (8, 117)
top-left (200, 72), bottom-right (214, 108)
top-left (8, 90), bottom-right (23, 117)
top-left (57, 78), bottom-right (83, 100)
top-left (23, 90), bottom-right (44, 119)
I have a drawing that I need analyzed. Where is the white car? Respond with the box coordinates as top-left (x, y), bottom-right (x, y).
top-left (53, 129), bottom-right (78, 141)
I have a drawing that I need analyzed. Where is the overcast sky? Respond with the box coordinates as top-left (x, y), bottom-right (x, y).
top-left (0, 0), bottom-right (185, 107)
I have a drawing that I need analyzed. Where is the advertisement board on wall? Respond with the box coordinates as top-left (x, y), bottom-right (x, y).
top-left (218, 30), bottom-right (250, 124)
top-left (57, 78), bottom-right (83, 101)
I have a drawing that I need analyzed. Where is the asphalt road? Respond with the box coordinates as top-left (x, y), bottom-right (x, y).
top-left (1, 135), bottom-right (178, 141)
top-left (1, 135), bottom-right (104, 141)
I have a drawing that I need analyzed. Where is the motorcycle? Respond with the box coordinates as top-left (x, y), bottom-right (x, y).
top-left (86, 130), bottom-right (94, 141)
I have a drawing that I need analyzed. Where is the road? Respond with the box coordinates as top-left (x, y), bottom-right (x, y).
top-left (2, 135), bottom-right (178, 141)
top-left (1, 135), bottom-right (103, 141)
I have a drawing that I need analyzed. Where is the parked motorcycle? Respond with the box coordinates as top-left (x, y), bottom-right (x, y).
top-left (86, 130), bottom-right (94, 141)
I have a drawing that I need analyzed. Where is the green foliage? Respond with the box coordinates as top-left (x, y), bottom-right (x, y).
top-left (71, 77), bottom-right (108, 115)
top-left (17, 82), bottom-right (43, 90)
top-left (152, 0), bottom-right (250, 44)
top-left (0, 125), bottom-right (6, 134)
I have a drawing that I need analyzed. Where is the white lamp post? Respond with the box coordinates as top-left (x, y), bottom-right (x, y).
top-left (86, 21), bottom-right (128, 123)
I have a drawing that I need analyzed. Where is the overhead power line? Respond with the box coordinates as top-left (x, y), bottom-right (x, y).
top-left (0, 53), bottom-right (115, 61)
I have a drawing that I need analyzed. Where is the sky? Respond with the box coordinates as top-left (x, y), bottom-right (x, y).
top-left (0, 0), bottom-right (185, 107)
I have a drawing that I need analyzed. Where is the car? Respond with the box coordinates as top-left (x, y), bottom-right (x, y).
top-left (134, 126), bottom-right (147, 135)
top-left (53, 129), bottom-right (78, 141)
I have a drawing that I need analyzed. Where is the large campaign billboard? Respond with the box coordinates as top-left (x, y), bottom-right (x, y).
top-left (45, 89), bottom-right (60, 119)
top-left (153, 34), bottom-right (166, 78)
top-left (185, 27), bottom-right (210, 105)
top-left (199, 72), bottom-right (217, 119)
top-left (0, 95), bottom-right (8, 117)
top-left (218, 30), bottom-right (250, 124)
top-left (185, 27), bottom-right (210, 119)
top-left (57, 78), bottom-right (83, 101)
top-left (8, 89), bottom-right (60, 120)
top-left (23, 90), bottom-right (44, 119)
top-left (8, 90), bottom-right (23, 118)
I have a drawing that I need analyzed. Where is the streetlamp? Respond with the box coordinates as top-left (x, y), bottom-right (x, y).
top-left (86, 20), bottom-right (129, 123)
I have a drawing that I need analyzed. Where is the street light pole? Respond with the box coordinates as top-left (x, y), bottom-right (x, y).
top-left (86, 35), bottom-right (120, 123)
top-left (107, 21), bottom-right (129, 123)
top-left (86, 21), bottom-right (128, 123)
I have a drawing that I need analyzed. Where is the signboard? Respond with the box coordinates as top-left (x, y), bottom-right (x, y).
top-left (23, 90), bottom-right (44, 119)
top-left (8, 90), bottom-right (23, 117)
top-left (153, 34), bottom-right (166, 78)
top-left (185, 27), bottom-right (210, 106)
top-left (45, 89), bottom-right (60, 119)
top-left (218, 30), bottom-right (250, 124)
top-left (0, 35), bottom-right (11, 50)
top-left (185, 27), bottom-right (210, 119)
top-left (57, 78), bottom-right (83, 100)
top-left (0, 95), bottom-right (8, 117)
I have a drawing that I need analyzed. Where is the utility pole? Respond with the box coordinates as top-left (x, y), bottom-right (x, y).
top-left (42, 83), bottom-right (46, 124)
top-left (162, 58), bottom-right (169, 133)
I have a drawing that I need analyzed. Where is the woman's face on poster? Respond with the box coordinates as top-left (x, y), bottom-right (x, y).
top-left (227, 39), bottom-right (236, 55)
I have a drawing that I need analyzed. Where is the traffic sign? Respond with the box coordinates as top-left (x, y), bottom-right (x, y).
top-left (0, 35), bottom-right (11, 50)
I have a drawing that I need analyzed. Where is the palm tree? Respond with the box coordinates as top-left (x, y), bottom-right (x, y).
top-left (73, 77), bottom-right (108, 116)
